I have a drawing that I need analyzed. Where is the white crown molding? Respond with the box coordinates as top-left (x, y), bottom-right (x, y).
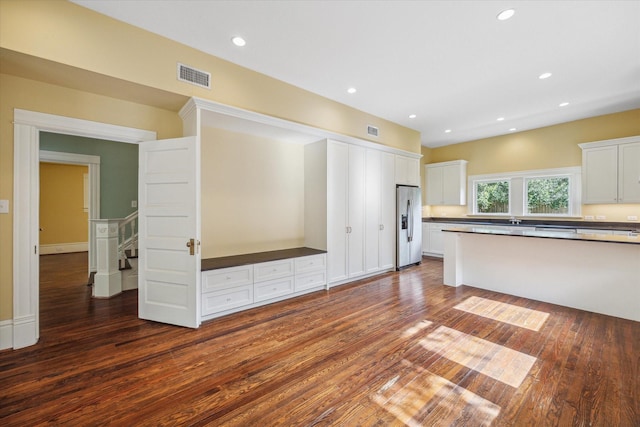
top-left (578, 135), bottom-right (640, 149)
top-left (14, 109), bottom-right (157, 143)
top-left (180, 97), bottom-right (422, 158)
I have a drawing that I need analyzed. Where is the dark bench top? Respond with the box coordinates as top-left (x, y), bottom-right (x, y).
top-left (202, 247), bottom-right (327, 271)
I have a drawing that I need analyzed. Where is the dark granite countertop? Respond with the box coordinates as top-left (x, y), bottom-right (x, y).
top-left (202, 247), bottom-right (327, 271)
top-left (443, 226), bottom-right (640, 245)
top-left (423, 217), bottom-right (640, 232)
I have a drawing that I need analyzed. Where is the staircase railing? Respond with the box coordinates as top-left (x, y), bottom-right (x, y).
top-left (118, 211), bottom-right (138, 269)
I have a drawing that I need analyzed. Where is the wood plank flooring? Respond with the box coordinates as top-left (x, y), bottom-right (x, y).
top-left (1, 253), bottom-right (638, 426)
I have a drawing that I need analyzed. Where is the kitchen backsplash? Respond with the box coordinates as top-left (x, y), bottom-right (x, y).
top-left (424, 204), bottom-right (640, 223)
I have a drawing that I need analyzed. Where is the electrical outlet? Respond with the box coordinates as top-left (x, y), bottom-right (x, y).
top-left (596, 215), bottom-right (606, 220)
top-left (131, 200), bottom-right (137, 208)
top-left (584, 215), bottom-right (594, 220)
top-left (0, 199), bottom-right (8, 214)
top-left (627, 215), bottom-right (638, 221)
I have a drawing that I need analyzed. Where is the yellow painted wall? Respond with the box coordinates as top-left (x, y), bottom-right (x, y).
top-left (422, 109), bottom-right (640, 221)
top-left (0, 0), bottom-right (420, 153)
top-left (40, 163), bottom-right (88, 245)
top-left (0, 73), bottom-right (183, 321)
top-left (0, 0), bottom-right (420, 323)
top-left (201, 127), bottom-right (305, 257)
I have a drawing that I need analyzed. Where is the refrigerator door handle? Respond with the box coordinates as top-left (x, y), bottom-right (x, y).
top-left (407, 199), bottom-right (413, 242)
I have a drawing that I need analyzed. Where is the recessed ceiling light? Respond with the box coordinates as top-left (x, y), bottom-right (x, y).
top-left (538, 72), bottom-right (552, 79)
top-left (559, 102), bottom-right (570, 107)
top-left (497, 117), bottom-right (505, 121)
top-left (497, 9), bottom-right (515, 21)
top-left (509, 128), bottom-right (517, 132)
top-left (231, 36), bottom-right (246, 47)
top-left (444, 129), bottom-right (452, 133)
top-left (409, 114), bottom-right (416, 119)
top-left (347, 87), bottom-right (357, 94)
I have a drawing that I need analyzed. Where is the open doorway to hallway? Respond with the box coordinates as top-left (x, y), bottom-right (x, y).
top-left (38, 132), bottom-right (139, 332)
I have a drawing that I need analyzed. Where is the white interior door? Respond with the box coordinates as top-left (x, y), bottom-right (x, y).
top-left (138, 136), bottom-right (201, 328)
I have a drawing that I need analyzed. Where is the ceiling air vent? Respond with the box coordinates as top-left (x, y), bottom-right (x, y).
top-left (367, 125), bottom-right (379, 137)
top-left (177, 63), bottom-right (211, 89)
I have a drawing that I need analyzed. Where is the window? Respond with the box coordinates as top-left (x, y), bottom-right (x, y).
top-left (475, 180), bottom-right (510, 214)
top-left (526, 176), bottom-right (569, 215)
top-left (469, 167), bottom-right (581, 217)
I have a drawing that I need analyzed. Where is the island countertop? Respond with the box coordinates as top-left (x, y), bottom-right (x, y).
top-left (423, 217), bottom-right (640, 233)
top-left (443, 225), bottom-right (640, 245)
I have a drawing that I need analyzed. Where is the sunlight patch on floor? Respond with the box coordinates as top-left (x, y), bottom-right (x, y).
top-left (402, 320), bottom-right (433, 338)
top-left (419, 326), bottom-right (536, 388)
top-left (454, 296), bottom-right (549, 331)
top-left (373, 360), bottom-right (500, 427)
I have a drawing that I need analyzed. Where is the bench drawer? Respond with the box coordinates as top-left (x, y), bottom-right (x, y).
top-left (254, 259), bottom-right (294, 283)
top-left (202, 265), bottom-right (253, 292)
top-left (202, 285), bottom-right (253, 315)
top-left (255, 277), bottom-right (294, 302)
top-left (295, 254), bottom-right (326, 274)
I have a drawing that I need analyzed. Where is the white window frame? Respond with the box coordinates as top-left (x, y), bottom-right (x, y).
top-left (472, 178), bottom-right (512, 216)
top-left (524, 173), bottom-right (572, 217)
top-left (468, 167), bottom-right (582, 218)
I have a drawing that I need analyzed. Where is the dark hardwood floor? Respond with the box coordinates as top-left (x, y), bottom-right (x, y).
top-left (1, 253), bottom-right (638, 426)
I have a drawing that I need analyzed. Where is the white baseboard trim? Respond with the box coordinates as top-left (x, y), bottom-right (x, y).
top-left (13, 315), bottom-right (38, 349)
top-left (0, 319), bottom-right (14, 350)
top-left (40, 242), bottom-right (88, 255)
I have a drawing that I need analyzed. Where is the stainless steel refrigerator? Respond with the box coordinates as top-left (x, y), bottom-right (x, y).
top-left (396, 185), bottom-right (422, 270)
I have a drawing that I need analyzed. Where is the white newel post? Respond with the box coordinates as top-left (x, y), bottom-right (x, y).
top-left (91, 219), bottom-right (122, 298)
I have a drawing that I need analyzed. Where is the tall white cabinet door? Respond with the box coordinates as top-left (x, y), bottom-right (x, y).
top-left (582, 145), bottom-right (618, 204)
top-left (327, 141), bottom-right (349, 283)
top-left (138, 136), bottom-right (201, 328)
top-left (619, 142), bottom-right (640, 203)
top-left (379, 152), bottom-right (396, 270)
top-left (365, 149), bottom-right (381, 273)
top-left (347, 145), bottom-right (366, 278)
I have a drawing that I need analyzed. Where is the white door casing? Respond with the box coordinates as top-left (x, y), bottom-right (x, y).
top-left (39, 150), bottom-right (100, 271)
top-left (11, 109), bottom-right (156, 350)
top-left (138, 136), bottom-right (201, 328)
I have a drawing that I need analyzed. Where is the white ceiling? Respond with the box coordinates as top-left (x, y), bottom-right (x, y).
top-left (71, 0), bottom-right (640, 148)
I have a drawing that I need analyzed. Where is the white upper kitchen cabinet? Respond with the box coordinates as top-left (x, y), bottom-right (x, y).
top-left (425, 160), bottom-right (467, 205)
top-left (580, 136), bottom-right (640, 204)
top-left (395, 154), bottom-right (420, 186)
top-left (619, 141), bottom-right (640, 203)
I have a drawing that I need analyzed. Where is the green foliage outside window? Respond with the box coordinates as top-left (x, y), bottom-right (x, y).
top-left (476, 181), bottom-right (509, 213)
top-left (527, 177), bottom-right (569, 214)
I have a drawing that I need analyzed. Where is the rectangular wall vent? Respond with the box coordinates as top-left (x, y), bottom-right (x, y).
top-left (367, 125), bottom-right (379, 137)
top-left (177, 63), bottom-right (211, 89)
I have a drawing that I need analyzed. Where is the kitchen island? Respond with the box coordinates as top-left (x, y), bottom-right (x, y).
top-left (443, 226), bottom-right (640, 321)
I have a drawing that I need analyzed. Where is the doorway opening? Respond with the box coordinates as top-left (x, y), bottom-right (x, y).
top-left (12, 109), bottom-right (155, 349)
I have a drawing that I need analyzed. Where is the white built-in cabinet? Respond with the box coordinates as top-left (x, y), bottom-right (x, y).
top-left (327, 141), bottom-right (366, 282)
top-left (395, 155), bottom-right (421, 186)
top-left (425, 160), bottom-right (467, 205)
top-left (305, 139), bottom-right (416, 287)
top-left (365, 150), bottom-right (396, 273)
top-left (580, 136), bottom-right (640, 204)
top-left (201, 253), bottom-right (326, 321)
